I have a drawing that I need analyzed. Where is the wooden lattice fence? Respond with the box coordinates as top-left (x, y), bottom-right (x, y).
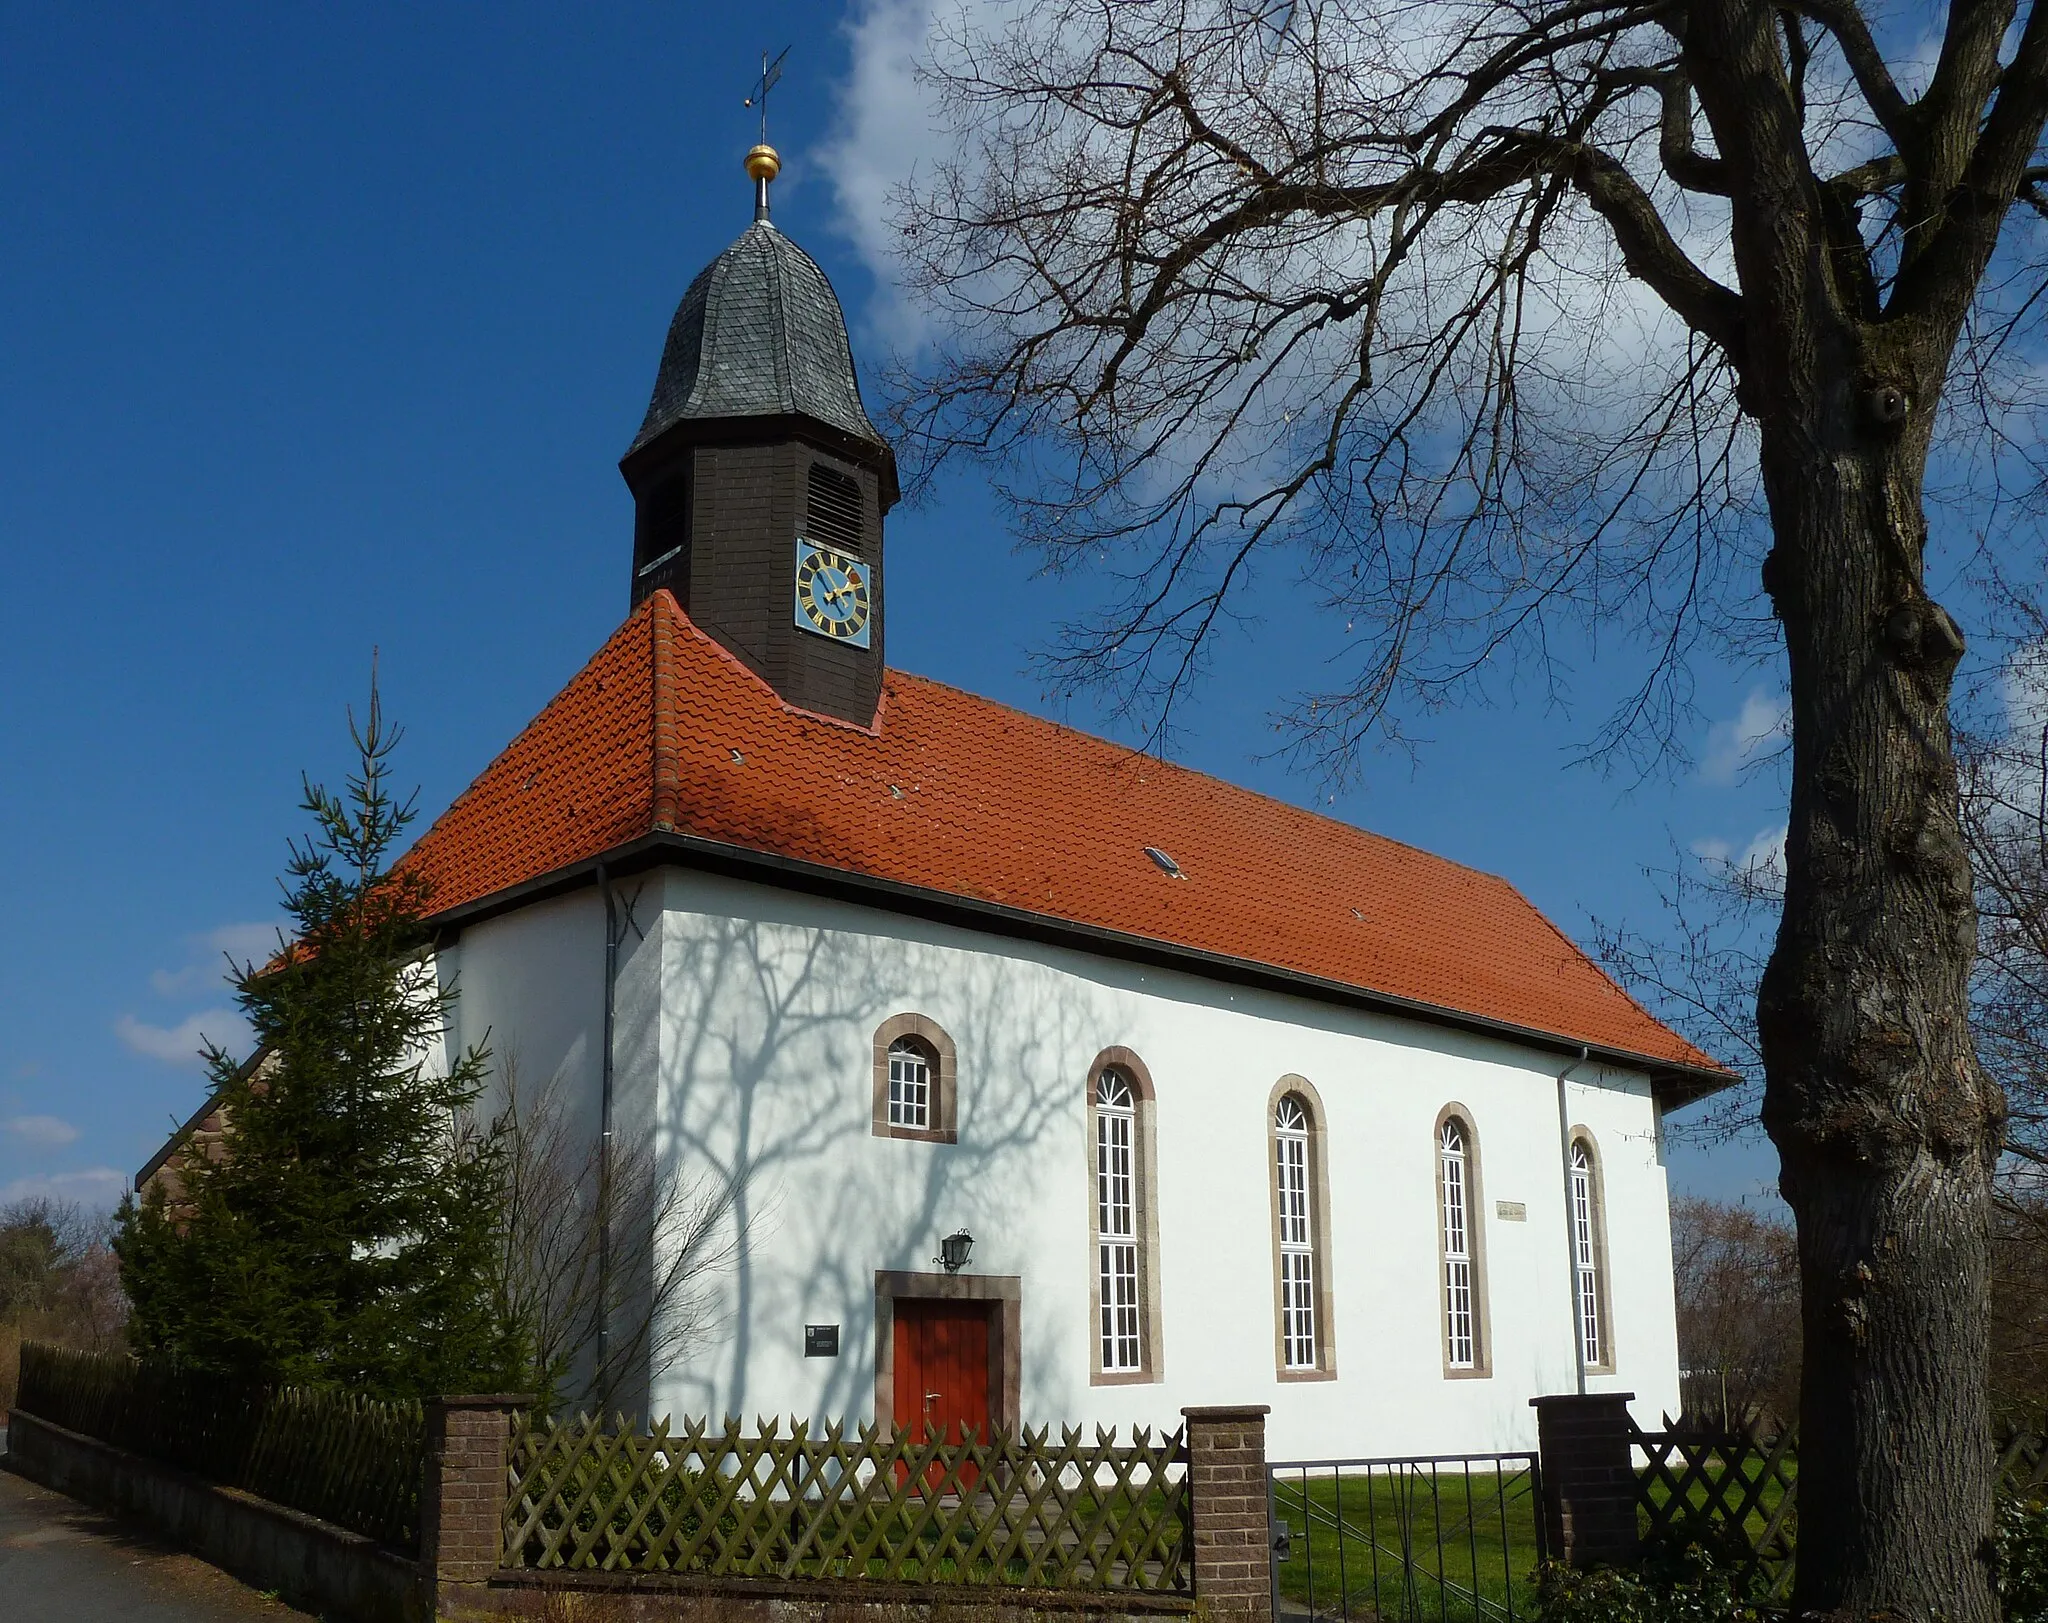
top-left (1627, 1413), bottom-right (2048, 1598)
top-left (504, 1412), bottom-right (1190, 1592)
top-left (1629, 1415), bottom-right (1797, 1598)
top-left (15, 1342), bottom-right (424, 1552)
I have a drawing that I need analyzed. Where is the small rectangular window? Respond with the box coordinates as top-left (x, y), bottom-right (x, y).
top-left (1099, 1242), bottom-right (1140, 1372)
top-left (1279, 1250), bottom-right (1317, 1370)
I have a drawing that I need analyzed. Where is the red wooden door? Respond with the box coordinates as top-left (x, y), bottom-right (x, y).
top-left (891, 1299), bottom-right (991, 1489)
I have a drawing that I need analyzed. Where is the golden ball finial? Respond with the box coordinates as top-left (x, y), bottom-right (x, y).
top-left (745, 144), bottom-right (781, 183)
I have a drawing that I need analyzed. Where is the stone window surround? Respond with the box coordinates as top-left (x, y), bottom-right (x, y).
top-left (1569, 1126), bottom-right (1618, 1374)
top-left (1085, 1045), bottom-right (1166, 1387)
top-left (1267, 1073), bottom-right (1338, 1382)
top-left (1434, 1102), bottom-right (1494, 1379)
top-left (871, 1013), bottom-right (957, 1144)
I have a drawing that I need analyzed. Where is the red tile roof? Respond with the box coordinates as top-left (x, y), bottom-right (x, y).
top-left (404, 593), bottom-right (1725, 1082)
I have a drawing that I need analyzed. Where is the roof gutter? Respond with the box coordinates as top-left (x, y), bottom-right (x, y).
top-left (425, 828), bottom-right (1734, 1109)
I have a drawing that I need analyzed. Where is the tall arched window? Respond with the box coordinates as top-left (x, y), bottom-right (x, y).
top-left (1096, 1069), bottom-right (1140, 1372)
top-left (1569, 1136), bottom-right (1613, 1371)
top-left (1440, 1117), bottom-right (1478, 1370)
top-left (1276, 1096), bottom-right (1316, 1367)
top-left (1269, 1080), bottom-right (1333, 1376)
top-left (1087, 1049), bottom-right (1161, 1382)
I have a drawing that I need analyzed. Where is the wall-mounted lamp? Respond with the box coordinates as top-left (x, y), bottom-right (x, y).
top-left (935, 1228), bottom-right (975, 1274)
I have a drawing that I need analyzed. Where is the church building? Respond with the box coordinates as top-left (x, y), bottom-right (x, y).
top-left (153, 147), bottom-right (1727, 1460)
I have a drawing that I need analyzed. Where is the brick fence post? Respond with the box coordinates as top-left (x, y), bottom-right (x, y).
top-left (1182, 1404), bottom-right (1273, 1623)
top-left (418, 1393), bottom-right (531, 1619)
top-left (1530, 1392), bottom-right (1639, 1569)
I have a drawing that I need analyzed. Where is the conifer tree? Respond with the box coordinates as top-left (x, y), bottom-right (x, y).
top-left (115, 679), bottom-right (525, 1399)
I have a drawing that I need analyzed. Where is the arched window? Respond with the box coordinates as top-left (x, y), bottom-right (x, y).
top-left (889, 1038), bottom-right (932, 1130)
top-left (1096, 1069), bottom-right (1140, 1372)
top-left (1569, 1136), bottom-right (1613, 1371)
top-left (1275, 1096), bottom-right (1316, 1368)
top-left (1269, 1081), bottom-right (1333, 1376)
top-left (871, 1015), bottom-right (957, 1143)
top-left (1087, 1049), bottom-right (1161, 1381)
top-left (1438, 1115), bottom-right (1487, 1373)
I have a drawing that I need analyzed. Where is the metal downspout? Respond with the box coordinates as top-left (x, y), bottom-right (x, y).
top-left (596, 861), bottom-right (619, 1389)
top-left (1557, 1045), bottom-right (1591, 1396)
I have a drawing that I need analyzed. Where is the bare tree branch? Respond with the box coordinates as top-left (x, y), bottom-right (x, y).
top-left (491, 1060), bottom-right (746, 1417)
top-left (1780, 0), bottom-right (1914, 141)
top-left (886, 3), bottom-right (2048, 1605)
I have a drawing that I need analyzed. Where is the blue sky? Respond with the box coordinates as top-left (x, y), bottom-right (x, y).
top-left (0, 3), bottom-right (1795, 1213)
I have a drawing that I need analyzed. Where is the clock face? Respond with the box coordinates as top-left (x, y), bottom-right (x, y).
top-left (793, 538), bottom-right (874, 648)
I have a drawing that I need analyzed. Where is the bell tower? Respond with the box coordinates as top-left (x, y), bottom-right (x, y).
top-left (620, 144), bottom-right (899, 727)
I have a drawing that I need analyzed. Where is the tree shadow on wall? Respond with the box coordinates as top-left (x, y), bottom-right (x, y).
top-left (628, 908), bottom-right (1104, 1430)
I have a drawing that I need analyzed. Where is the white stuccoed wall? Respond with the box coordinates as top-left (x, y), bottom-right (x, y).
top-left (444, 865), bottom-right (1683, 1461)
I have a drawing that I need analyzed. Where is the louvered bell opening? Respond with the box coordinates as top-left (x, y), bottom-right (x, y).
top-left (806, 463), bottom-right (865, 555)
top-left (632, 467), bottom-right (691, 607)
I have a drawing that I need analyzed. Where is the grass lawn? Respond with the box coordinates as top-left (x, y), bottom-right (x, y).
top-left (1269, 1466), bottom-right (1543, 1623)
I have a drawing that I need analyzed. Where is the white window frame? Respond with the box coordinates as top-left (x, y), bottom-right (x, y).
top-left (1275, 1094), bottom-right (1318, 1371)
top-left (1570, 1138), bottom-right (1607, 1370)
top-left (1095, 1069), bottom-right (1142, 1374)
top-left (1441, 1118), bottom-right (1477, 1370)
top-left (887, 1038), bottom-right (931, 1131)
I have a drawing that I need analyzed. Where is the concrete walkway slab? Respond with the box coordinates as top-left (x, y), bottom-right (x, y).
top-left (0, 1463), bottom-right (314, 1621)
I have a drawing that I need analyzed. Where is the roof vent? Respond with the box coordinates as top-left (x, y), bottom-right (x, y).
top-left (1143, 846), bottom-right (1186, 878)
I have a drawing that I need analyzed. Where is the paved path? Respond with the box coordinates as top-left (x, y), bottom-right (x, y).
top-left (0, 1463), bottom-right (313, 1621)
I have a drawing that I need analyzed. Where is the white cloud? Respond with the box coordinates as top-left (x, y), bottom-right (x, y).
top-left (2003, 638), bottom-right (2048, 737)
top-left (116, 1008), bottom-right (244, 1067)
top-left (5, 1115), bottom-right (79, 1148)
top-left (1700, 689), bottom-right (1789, 785)
top-left (1, 1167), bottom-right (126, 1208)
top-left (813, 0), bottom-right (1788, 604)
top-left (1693, 824), bottom-right (1788, 891)
top-left (824, 0), bottom-right (956, 353)
top-left (149, 922), bottom-right (277, 997)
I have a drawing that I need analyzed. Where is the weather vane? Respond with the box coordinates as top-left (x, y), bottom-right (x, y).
top-left (743, 46), bottom-right (791, 147)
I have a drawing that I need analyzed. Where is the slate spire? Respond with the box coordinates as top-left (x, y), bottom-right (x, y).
top-left (618, 146), bottom-right (896, 728)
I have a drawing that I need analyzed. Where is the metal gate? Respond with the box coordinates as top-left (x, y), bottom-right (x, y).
top-left (1267, 1451), bottom-right (1546, 1622)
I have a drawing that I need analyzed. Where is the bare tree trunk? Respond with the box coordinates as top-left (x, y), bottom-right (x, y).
top-left (1756, 389), bottom-right (2006, 1617)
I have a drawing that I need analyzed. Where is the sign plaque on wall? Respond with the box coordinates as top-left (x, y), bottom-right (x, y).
top-left (804, 1323), bottom-right (841, 1358)
top-left (1495, 1200), bottom-right (1528, 1222)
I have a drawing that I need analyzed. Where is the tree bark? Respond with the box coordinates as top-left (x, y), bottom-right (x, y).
top-left (1755, 370), bottom-right (2006, 1617)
